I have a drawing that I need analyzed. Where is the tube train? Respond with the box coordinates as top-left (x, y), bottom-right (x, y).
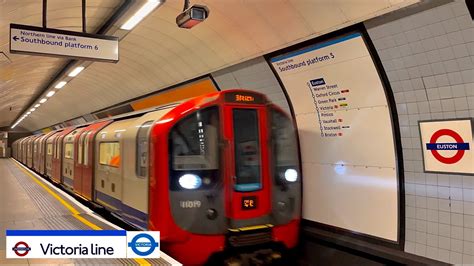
top-left (12, 89), bottom-right (301, 265)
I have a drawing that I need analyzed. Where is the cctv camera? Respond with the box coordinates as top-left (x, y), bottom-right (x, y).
top-left (176, 4), bottom-right (209, 29)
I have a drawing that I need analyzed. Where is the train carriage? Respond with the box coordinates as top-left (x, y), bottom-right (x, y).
top-left (26, 135), bottom-right (39, 168)
top-left (50, 128), bottom-right (75, 183)
top-left (37, 131), bottom-right (56, 175)
top-left (45, 131), bottom-right (62, 179)
top-left (32, 134), bottom-right (44, 171)
top-left (73, 120), bottom-right (112, 201)
top-left (62, 127), bottom-right (87, 189)
top-left (19, 137), bottom-right (26, 163)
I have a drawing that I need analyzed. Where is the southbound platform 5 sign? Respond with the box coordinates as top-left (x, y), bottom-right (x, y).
top-left (6, 230), bottom-right (160, 259)
top-left (10, 24), bottom-right (119, 62)
top-left (420, 119), bottom-right (474, 174)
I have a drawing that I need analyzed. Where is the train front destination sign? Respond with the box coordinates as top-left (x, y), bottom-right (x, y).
top-left (420, 119), bottom-right (474, 175)
top-left (10, 24), bottom-right (119, 62)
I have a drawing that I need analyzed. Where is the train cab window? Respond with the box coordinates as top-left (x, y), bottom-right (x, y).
top-left (47, 143), bottom-right (53, 156)
top-left (64, 143), bottom-right (74, 159)
top-left (169, 106), bottom-right (219, 191)
top-left (136, 121), bottom-right (153, 178)
top-left (99, 142), bottom-right (121, 168)
top-left (233, 109), bottom-right (262, 192)
top-left (271, 108), bottom-right (300, 184)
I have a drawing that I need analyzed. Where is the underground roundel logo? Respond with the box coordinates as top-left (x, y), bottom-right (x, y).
top-left (12, 241), bottom-right (31, 257)
top-left (426, 129), bottom-right (470, 164)
top-left (128, 233), bottom-right (159, 256)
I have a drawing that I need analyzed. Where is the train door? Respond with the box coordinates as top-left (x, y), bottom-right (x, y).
top-left (33, 135), bottom-right (43, 171)
top-left (223, 104), bottom-right (271, 227)
top-left (74, 131), bottom-right (88, 197)
top-left (78, 121), bottom-right (112, 200)
top-left (45, 133), bottom-right (57, 178)
top-left (26, 138), bottom-right (32, 167)
top-left (52, 135), bottom-right (63, 183)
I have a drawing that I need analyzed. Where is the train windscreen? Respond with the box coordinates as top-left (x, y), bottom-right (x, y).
top-left (169, 106), bottom-right (220, 190)
top-left (233, 109), bottom-right (262, 192)
top-left (271, 108), bottom-right (299, 184)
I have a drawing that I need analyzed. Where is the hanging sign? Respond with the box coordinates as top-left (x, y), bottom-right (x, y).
top-left (420, 119), bottom-right (474, 174)
top-left (10, 24), bottom-right (119, 63)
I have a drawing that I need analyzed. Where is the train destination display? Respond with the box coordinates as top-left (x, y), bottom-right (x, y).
top-left (270, 32), bottom-right (399, 242)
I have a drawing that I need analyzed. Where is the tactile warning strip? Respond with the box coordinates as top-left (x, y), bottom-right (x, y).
top-left (6, 162), bottom-right (70, 218)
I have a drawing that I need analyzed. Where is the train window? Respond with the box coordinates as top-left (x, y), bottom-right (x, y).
top-left (64, 143), bottom-right (74, 159)
top-left (99, 142), bottom-right (121, 168)
top-left (55, 139), bottom-right (60, 159)
top-left (47, 143), bottom-right (52, 155)
top-left (271, 108), bottom-right (300, 184)
top-left (233, 109), bottom-right (262, 192)
top-left (52, 140), bottom-right (56, 158)
top-left (78, 132), bottom-right (86, 164)
top-left (84, 132), bottom-right (92, 166)
top-left (136, 121), bottom-right (153, 178)
top-left (169, 106), bottom-right (220, 191)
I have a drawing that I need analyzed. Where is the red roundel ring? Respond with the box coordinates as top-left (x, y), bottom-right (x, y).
top-left (429, 129), bottom-right (465, 164)
top-left (13, 241), bottom-right (30, 257)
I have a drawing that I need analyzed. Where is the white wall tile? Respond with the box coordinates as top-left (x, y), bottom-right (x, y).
top-left (452, 225), bottom-right (464, 240)
top-left (427, 246), bottom-right (439, 260)
top-left (465, 241), bottom-right (474, 256)
top-left (439, 235), bottom-right (451, 249)
top-left (427, 209), bottom-right (439, 222)
top-left (439, 248), bottom-right (451, 263)
top-left (450, 251), bottom-right (463, 264)
top-left (451, 238), bottom-right (464, 252)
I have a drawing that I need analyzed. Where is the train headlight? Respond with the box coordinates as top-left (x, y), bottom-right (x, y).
top-left (179, 174), bottom-right (202, 189)
top-left (284, 168), bottom-right (298, 182)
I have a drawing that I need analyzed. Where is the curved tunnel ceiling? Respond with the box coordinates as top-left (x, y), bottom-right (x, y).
top-left (1, 0), bottom-right (419, 131)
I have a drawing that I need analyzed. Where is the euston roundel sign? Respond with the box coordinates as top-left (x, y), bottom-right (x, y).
top-left (426, 129), bottom-right (470, 164)
top-left (12, 241), bottom-right (31, 257)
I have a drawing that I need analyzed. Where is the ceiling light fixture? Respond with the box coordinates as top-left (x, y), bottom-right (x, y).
top-left (121, 0), bottom-right (161, 30)
top-left (40, 98), bottom-right (47, 103)
top-left (27, 111), bottom-right (31, 115)
top-left (30, 108), bottom-right (36, 112)
top-left (46, 91), bottom-right (56, 97)
top-left (55, 81), bottom-right (67, 89)
top-left (68, 66), bottom-right (85, 77)
top-left (34, 104), bottom-right (40, 108)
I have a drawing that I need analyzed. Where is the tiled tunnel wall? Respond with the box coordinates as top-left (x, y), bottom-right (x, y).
top-left (365, 0), bottom-right (474, 264)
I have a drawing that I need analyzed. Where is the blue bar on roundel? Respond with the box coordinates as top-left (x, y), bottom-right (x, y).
top-left (426, 143), bottom-right (470, 150)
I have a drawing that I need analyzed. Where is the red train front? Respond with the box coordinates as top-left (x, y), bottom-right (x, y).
top-left (149, 90), bottom-right (301, 264)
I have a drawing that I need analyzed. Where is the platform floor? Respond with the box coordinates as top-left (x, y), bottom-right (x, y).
top-left (0, 158), bottom-right (180, 265)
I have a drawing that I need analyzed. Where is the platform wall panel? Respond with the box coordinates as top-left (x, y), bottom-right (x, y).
top-left (365, 0), bottom-right (474, 263)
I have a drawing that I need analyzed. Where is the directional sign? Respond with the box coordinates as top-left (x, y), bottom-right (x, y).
top-left (10, 24), bottom-right (119, 62)
top-left (420, 119), bottom-right (474, 174)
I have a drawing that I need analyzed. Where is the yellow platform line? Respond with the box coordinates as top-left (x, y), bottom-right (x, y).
top-left (12, 159), bottom-right (151, 266)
